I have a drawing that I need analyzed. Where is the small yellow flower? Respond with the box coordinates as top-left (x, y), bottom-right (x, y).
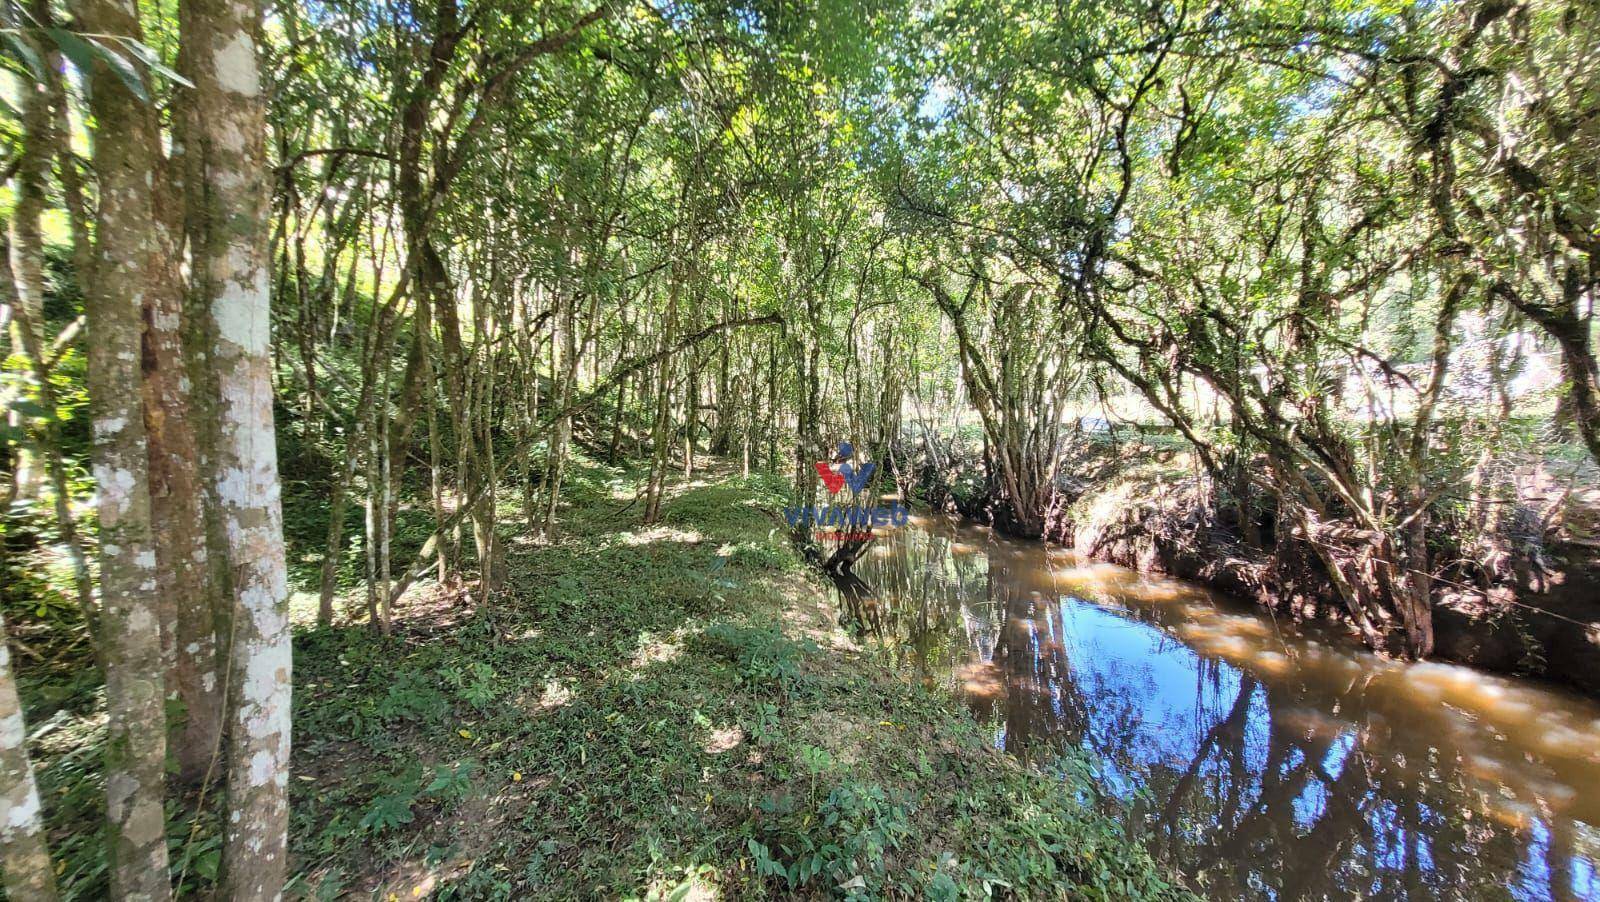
top-left (512, 771), bottom-right (523, 782)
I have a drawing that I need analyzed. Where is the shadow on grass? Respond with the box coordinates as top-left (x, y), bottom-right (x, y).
top-left (20, 462), bottom-right (1182, 900)
top-left (286, 469), bottom-right (1183, 899)
top-left (285, 469), bottom-right (811, 897)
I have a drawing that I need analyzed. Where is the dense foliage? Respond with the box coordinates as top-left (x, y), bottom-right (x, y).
top-left (0, 0), bottom-right (1595, 896)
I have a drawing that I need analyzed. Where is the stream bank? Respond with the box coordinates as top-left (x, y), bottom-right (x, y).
top-left (15, 456), bottom-right (1189, 898)
top-left (825, 513), bottom-right (1600, 900)
top-left (899, 442), bottom-right (1600, 695)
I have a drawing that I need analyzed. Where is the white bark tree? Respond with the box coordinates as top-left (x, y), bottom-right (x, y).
top-left (0, 610), bottom-right (57, 902)
top-left (182, 0), bottom-right (293, 896)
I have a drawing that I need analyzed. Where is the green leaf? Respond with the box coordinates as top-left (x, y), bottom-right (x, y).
top-left (423, 760), bottom-right (475, 799)
top-left (42, 27), bottom-right (95, 77)
top-left (8, 398), bottom-right (50, 419)
top-left (112, 36), bottom-right (194, 89)
top-left (358, 791), bottom-right (416, 833)
top-left (47, 28), bottom-right (148, 102)
top-left (91, 39), bottom-right (150, 102)
top-left (1, 33), bottom-right (43, 78)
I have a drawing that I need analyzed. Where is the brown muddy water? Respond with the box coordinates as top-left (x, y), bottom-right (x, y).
top-left (827, 512), bottom-right (1600, 901)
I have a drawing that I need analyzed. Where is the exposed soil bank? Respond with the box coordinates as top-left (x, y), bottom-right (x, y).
top-left (907, 452), bottom-right (1600, 696)
top-left (1069, 495), bottom-right (1600, 695)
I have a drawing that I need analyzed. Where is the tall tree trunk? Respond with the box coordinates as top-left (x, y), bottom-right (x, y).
top-left (5, 21), bottom-right (53, 500)
top-left (183, 0), bottom-right (293, 896)
top-left (767, 336), bottom-right (779, 472)
top-left (469, 271), bottom-right (503, 593)
top-left (426, 353), bottom-right (452, 583)
top-left (304, 255), bottom-right (366, 623)
top-left (683, 337), bottom-right (698, 479)
top-left (472, 336), bottom-right (502, 595)
top-left (0, 236), bottom-right (97, 646)
top-left (0, 611), bottom-right (57, 901)
top-left (139, 196), bottom-right (222, 787)
top-left (71, 0), bottom-right (174, 895)
top-left (1545, 303), bottom-right (1600, 468)
top-left (25, 0), bottom-right (94, 292)
top-left (643, 266), bottom-right (681, 523)
top-left (609, 378), bottom-right (626, 461)
top-left (318, 441), bottom-right (360, 624)
top-left (417, 243), bottom-right (461, 579)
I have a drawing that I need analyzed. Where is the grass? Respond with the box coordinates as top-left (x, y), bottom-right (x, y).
top-left (16, 454), bottom-right (1187, 899)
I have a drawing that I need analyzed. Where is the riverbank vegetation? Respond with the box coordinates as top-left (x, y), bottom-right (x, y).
top-left (1, 0), bottom-right (1596, 896)
top-left (20, 458), bottom-right (1190, 897)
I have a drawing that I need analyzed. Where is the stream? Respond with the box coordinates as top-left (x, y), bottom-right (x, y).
top-left (827, 512), bottom-right (1600, 900)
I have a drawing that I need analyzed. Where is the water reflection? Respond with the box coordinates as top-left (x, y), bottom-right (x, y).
top-left (830, 515), bottom-right (1600, 901)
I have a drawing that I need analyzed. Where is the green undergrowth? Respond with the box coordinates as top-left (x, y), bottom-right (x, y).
top-left (18, 454), bottom-right (1186, 900)
top-left (285, 459), bottom-right (1185, 899)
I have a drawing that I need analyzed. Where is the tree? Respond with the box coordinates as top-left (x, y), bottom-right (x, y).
top-left (69, 0), bottom-right (173, 892)
top-left (0, 608), bottom-right (56, 902)
top-left (180, 0), bottom-right (294, 894)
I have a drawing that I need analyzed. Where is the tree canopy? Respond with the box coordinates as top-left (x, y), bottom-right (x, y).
top-left (1, 0), bottom-right (1597, 896)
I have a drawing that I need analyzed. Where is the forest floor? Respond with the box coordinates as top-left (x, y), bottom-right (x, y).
top-left (16, 455), bottom-right (1188, 900)
top-left (281, 458), bottom-right (1188, 899)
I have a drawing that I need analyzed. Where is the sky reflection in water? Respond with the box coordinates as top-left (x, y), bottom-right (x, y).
top-left (829, 515), bottom-right (1600, 901)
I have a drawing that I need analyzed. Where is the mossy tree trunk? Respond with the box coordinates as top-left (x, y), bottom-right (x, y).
top-left (182, 0), bottom-right (294, 895)
top-left (70, 0), bottom-right (173, 893)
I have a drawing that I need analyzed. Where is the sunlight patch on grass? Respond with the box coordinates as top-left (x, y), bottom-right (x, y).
top-left (702, 725), bottom-right (744, 755)
top-left (643, 866), bottom-right (721, 901)
top-left (254, 459), bottom-right (1188, 899)
top-left (630, 630), bottom-right (685, 670)
top-left (30, 705), bottom-right (106, 758)
top-left (618, 526), bottom-right (703, 546)
top-left (286, 588), bottom-right (323, 625)
top-left (527, 677), bottom-right (574, 713)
